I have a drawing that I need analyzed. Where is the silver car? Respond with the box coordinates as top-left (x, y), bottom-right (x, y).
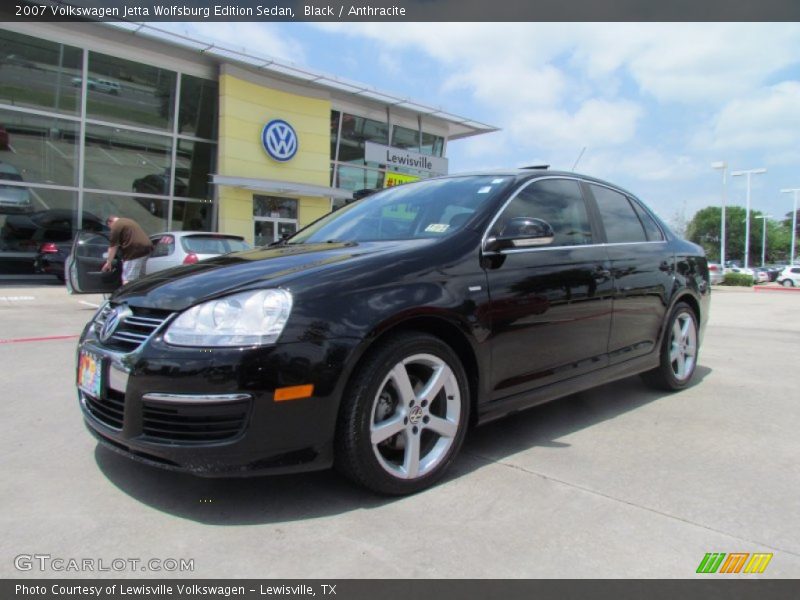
top-left (144, 231), bottom-right (251, 275)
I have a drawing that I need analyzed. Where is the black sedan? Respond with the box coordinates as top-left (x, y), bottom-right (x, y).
top-left (68, 170), bottom-right (710, 495)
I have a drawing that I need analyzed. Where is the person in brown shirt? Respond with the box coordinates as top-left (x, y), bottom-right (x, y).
top-left (101, 216), bottom-right (152, 285)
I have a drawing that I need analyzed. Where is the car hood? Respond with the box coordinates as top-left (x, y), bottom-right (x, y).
top-left (114, 240), bottom-right (433, 311)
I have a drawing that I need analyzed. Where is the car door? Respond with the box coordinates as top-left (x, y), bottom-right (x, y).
top-left (66, 231), bottom-right (120, 294)
top-left (484, 177), bottom-right (614, 400)
top-left (585, 183), bottom-right (674, 364)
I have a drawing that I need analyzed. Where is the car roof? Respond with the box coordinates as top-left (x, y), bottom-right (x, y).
top-left (433, 168), bottom-right (641, 199)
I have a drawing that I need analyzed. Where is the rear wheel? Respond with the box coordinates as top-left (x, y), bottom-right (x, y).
top-left (642, 302), bottom-right (698, 391)
top-left (782, 279), bottom-right (794, 287)
top-left (335, 332), bottom-right (470, 495)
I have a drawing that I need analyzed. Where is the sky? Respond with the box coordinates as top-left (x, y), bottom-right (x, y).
top-left (161, 21), bottom-right (800, 226)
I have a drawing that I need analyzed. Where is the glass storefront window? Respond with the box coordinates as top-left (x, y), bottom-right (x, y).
top-left (338, 113), bottom-right (388, 165)
top-left (392, 125), bottom-right (420, 151)
top-left (330, 110), bottom-right (340, 160)
top-left (173, 199), bottom-right (213, 231)
top-left (0, 109), bottom-right (78, 189)
top-left (0, 31), bottom-right (82, 116)
top-left (84, 124), bottom-right (171, 194)
top-left (334, 165), bottom-right (384, 193)
top-left (87, 51), bottom-right (176, 131)
top-left (179, 74), bottom-right (218, 139)
top-left (175, 138), bottom-right (215, 199)
top-left (253, 195), bottom-right (298, 219)
top-left (83, 192), bottom-right (167, 234)
top-left (421, 132), bottom-right (444, 157)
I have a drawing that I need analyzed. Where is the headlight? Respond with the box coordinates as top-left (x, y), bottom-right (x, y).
top-left (164, 289), bottom-right (293, 347)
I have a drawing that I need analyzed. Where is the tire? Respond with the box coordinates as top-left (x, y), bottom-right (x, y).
top-left (335, 332), bottom-right (470, 495)
top-left (642, 302), bottom-right (699, 391)
top-left (782, 279), bottom-right (794, 288)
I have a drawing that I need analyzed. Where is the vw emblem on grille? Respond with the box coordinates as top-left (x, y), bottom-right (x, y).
top-left (100, 305), bottom-right (131, 343)
top-left (262, 119), bottom-right (298, 162)
top-left (409, 406), bottom-right (424, 425)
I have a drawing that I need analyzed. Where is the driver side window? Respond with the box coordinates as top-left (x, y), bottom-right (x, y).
top-left (491, 179), bottom-right (593, 247)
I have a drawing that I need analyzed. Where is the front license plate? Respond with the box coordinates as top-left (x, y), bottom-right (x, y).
top-left (78, 350), bottom-right (103, 398)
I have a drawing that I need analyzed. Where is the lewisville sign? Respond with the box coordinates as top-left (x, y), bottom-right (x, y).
top-left (365, 142), bottom-right (448, 175)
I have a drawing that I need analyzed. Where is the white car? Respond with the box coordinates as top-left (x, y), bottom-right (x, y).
top-left (0, 162), bottom-right (31, 209)
top-left (144, 231), bottom-right (251, 275)
top-left (708, 262), bottom-right (725, 285)
top-left (777, 266), bottom-right (800, 287)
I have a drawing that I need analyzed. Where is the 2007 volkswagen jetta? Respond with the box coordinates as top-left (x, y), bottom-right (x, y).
top-left (69, 169), bottom-right (709, 495)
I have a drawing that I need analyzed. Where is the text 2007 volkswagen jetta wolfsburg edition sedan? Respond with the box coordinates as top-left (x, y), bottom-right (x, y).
top-left (69, 170), bottom-right (709, 495)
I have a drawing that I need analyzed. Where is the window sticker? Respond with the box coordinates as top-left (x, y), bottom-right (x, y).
top-left (478, 186), bottom-right (492, 194)
top-left (425, 223), bottom-right (450, 233)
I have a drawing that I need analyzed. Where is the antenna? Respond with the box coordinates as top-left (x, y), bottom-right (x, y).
top-left (571, 146), bottom-right (586, 171)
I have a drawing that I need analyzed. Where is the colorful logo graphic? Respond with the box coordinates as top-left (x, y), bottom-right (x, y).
top-left (262, 119), bottom-right (298, 162)
top-left (696, 552), bottom-right (773, 574)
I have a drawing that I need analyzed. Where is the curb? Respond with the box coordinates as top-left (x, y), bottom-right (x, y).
top-left (753, 285), bottom-right (800, 293)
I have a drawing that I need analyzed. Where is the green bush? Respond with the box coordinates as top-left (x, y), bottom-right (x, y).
top-left (721, 273), bottom-right (754, 287)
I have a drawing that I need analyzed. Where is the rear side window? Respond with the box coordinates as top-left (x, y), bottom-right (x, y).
top-left (151, 235), bottom-right (175, 258)
top-left (631, 200), bottom-right (664, 241)
top-left (491, 178), bottom-right (593, 247)
top-left (590, 184), bottom-right (647, 243)
top-left (182, 235), bottom-right (248, 254)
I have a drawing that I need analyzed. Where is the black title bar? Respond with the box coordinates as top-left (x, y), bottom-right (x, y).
top-left (3, 0), bottom-right (800, 22)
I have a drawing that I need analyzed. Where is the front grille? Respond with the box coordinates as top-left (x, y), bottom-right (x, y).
top-left (94, 304), bottom-right (172, 353)
top-left (83, 388), bottom-right (125, 430)
top-left (142, 400), bottom-right (250, 443)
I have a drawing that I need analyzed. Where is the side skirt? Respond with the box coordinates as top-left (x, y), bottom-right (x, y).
top-left (476, 352), bottom-right (659, 426)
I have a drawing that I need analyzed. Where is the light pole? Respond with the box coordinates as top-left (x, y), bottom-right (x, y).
top-left (731, 168), bottom-right (767, 269)
top-left (781, 188), bottom-right (799, 265)
top-left (754, 215), bottom-right (772, 267)
top-left (712, 161), bottom-right (727, 266)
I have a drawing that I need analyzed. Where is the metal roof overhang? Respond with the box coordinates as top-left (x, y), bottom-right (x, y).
top-left (211, 175), bottom-right (354, 200)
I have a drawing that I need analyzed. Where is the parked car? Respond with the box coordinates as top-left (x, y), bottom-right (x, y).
top-left (2, 210), bottom-right (107, 279)
top-left (0, 161), bottom-right (32, 211)
top-left (707, 262), bottom-right (724, 285)
top-left (71, 76), bottom-right (120, 94)
top-left (68, 170), bottom-right (709, 495)
top-left (777, 265), bottom-right (800, 287)
top-left (752, 267), bottom-right (770, 284)
top-left (144, 231), bottom-right (251, 275)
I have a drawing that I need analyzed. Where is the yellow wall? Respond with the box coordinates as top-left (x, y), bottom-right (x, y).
top-left (217, 72), bottom-right (332, 241)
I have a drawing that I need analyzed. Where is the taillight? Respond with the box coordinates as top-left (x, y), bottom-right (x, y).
top-left (39, 242), bottom-right (59, 254)
top-left (709, 265), bottom-right (718, 272)
top-left (183, 253), bottom-right (199, 265)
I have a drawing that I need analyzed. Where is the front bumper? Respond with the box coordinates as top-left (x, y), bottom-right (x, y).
top-left (77, 332), bottom-right (360, 476)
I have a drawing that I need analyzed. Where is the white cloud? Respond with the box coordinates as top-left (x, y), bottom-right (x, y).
top-left (709, 82), bottom-right (800, 151)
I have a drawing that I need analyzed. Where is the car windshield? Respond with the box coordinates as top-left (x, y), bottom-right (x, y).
top-left (289, 175), bottom-right (514, 244)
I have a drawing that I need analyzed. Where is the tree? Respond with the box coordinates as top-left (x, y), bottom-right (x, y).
top-left (686, 206), bottom-right (791, 264)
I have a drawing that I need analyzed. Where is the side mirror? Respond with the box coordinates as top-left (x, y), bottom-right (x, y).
top-left (485, 217), bottom-right (555, 252)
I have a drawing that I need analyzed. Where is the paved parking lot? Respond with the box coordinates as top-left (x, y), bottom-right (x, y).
top-left (1, 282), bottom-right (799, 578)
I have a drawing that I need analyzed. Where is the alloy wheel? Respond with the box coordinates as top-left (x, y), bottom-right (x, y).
top-left (369, 353), bottom-right (461, 480)
top-left (669, 312), bottom-right (697, 381)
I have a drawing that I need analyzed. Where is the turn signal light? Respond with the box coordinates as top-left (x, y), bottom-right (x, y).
top-left (274, 384), bottom-right (314, 402)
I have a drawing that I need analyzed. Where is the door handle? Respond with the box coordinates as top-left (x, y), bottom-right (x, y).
top-left (594, 266), bottom-right (611, 278)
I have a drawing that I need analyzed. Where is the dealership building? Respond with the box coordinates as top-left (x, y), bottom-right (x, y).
top-left (0, 22), bottom-right (496, 278)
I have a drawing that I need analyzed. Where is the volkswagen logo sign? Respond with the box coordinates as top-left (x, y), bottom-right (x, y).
top-left (100, 305), bottom-right (131, 343)
top-left (262, 119), bottom-right (298, 162)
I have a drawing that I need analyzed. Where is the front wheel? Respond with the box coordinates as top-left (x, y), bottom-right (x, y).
top-left (782, 279), bottom-right (794, 288)
top-left (642, 302), bottom-right (699, 391)
top-left (335, 332), bottom-right (470, 495)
